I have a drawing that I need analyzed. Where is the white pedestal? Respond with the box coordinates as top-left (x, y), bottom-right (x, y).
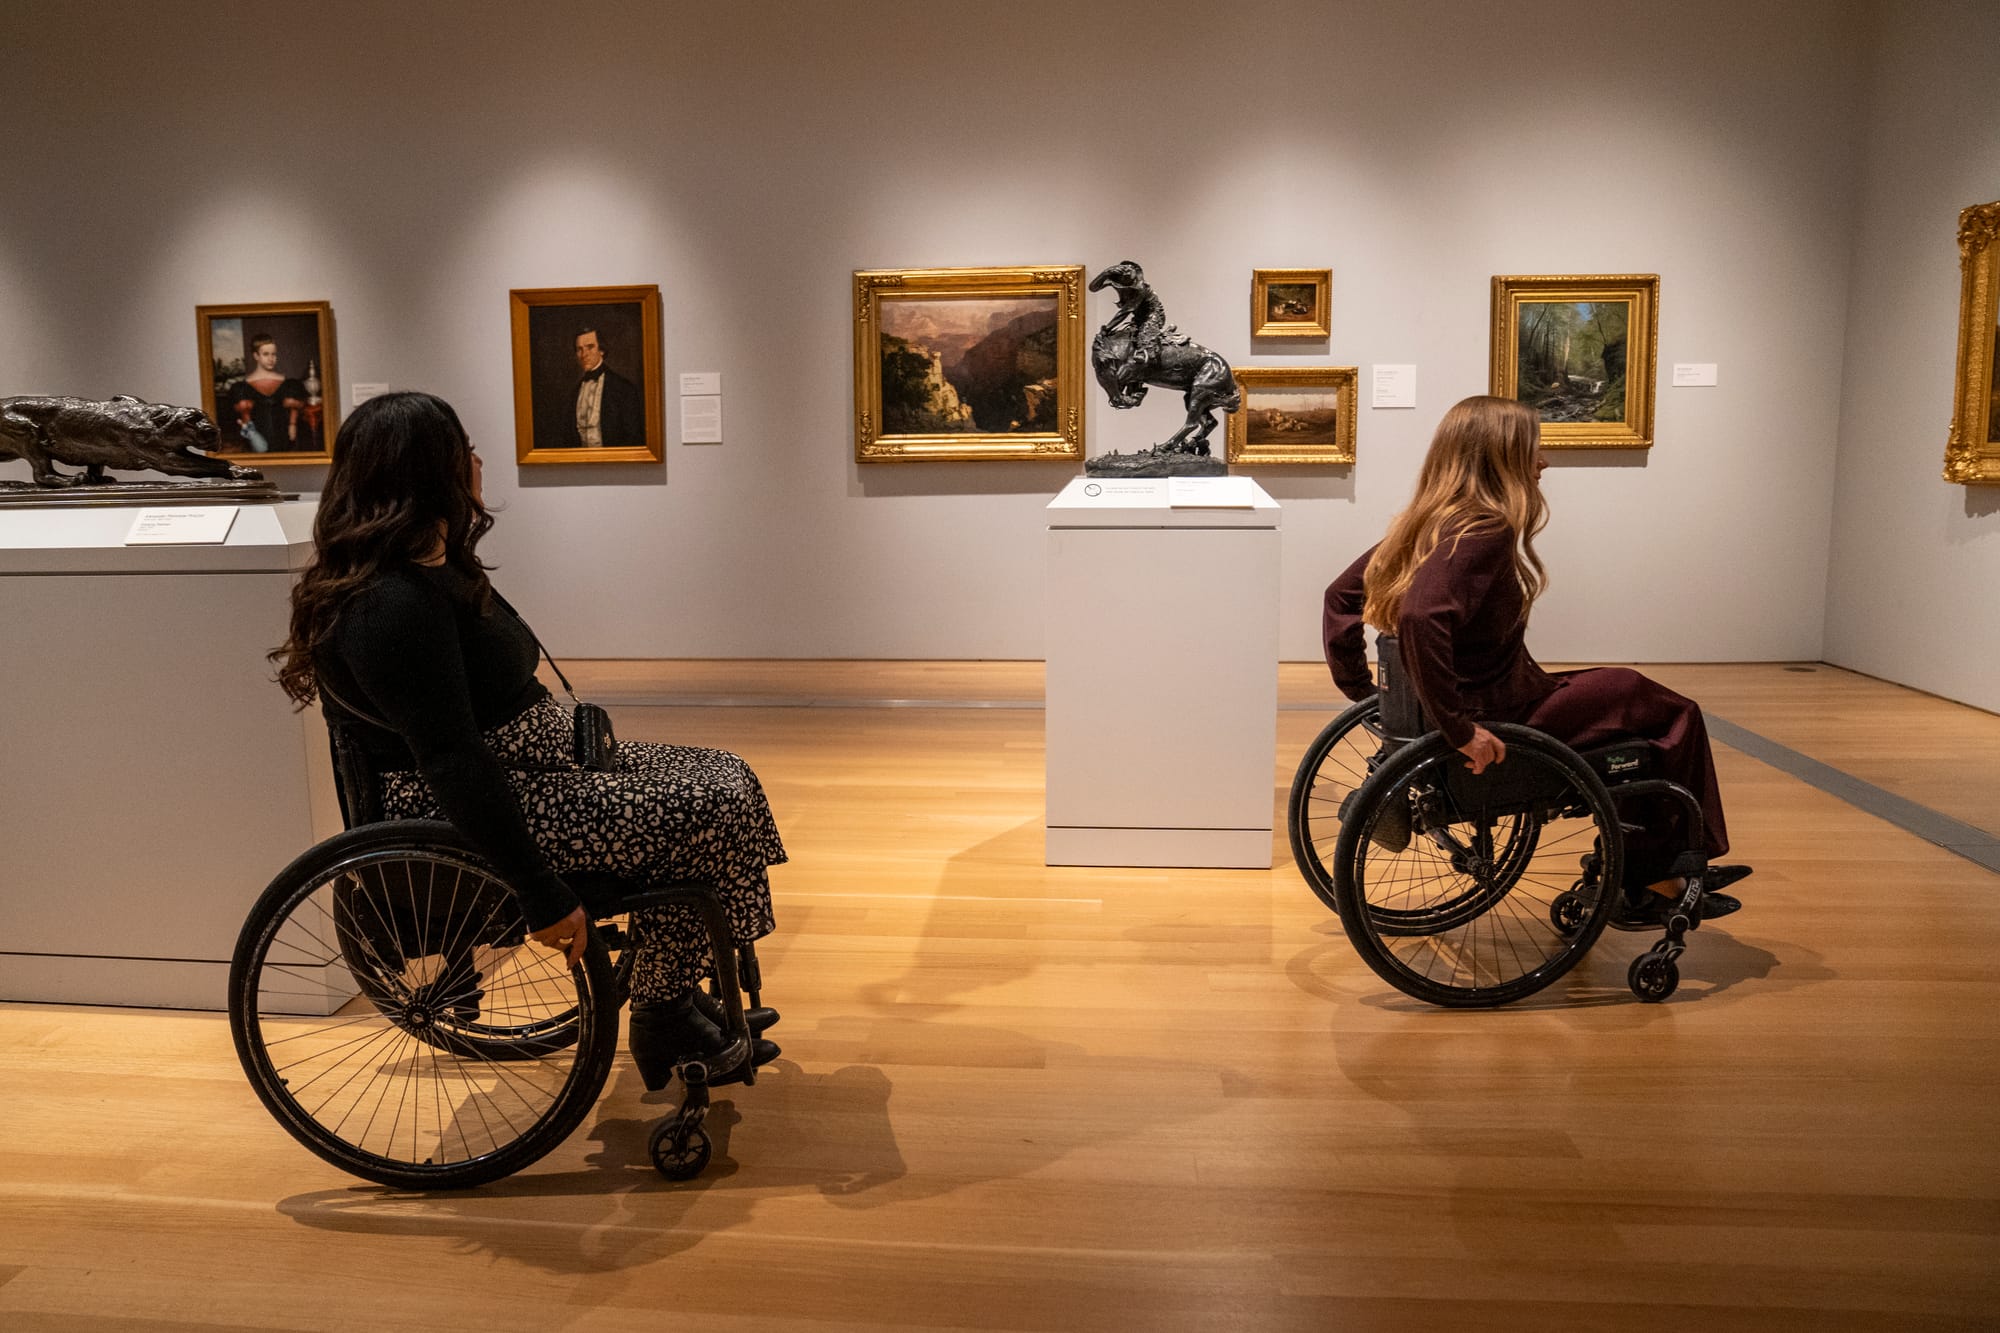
top-left (0, 502), bottom-right (344, 1010)
top-left (1044, 477), bottom-right (1282, 868)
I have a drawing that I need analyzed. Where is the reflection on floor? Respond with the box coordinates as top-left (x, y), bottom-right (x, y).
top-left (1, 661), bottom-right (1995, 1329)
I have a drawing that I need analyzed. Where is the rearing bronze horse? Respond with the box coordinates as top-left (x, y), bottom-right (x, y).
top-left (1088, 260), bottom-right (1240, 456)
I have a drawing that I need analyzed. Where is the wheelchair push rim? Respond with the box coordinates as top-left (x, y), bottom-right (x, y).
top-left (1331, 726), bottom-right (1623, 1008)
top-left (229, 822), bottom-right (618, 1189)
top-left (1287, 695), bottom-right (1386, 914)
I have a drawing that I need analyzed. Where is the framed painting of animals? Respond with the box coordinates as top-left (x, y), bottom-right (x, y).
top-left (1226, 366), bottom-right (1357, 465)
top-left (1943, 200), bottom-right (2000, 485)
top-left (853, 265), bottom-right (1086, 463)
top-left (195, 301), bottom-right (338, 464)
top-left (510, 284), bottom-right (665, 466)
top-left (1251, 269), bottom-right (1331, 340)
top-left (1490, 274), bottom-right (1658, 450)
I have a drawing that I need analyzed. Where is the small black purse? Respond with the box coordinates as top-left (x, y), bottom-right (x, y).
top-left (493, 591), bottom-right (617, 773)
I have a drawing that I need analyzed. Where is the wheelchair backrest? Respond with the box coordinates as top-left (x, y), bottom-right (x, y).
top-left (1374, 633), bottom-right (1429, 743)
top-left (326, 719), bottom-right (387, 830)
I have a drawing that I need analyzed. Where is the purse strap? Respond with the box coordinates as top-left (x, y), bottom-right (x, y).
top-left (316, 584), bottom-right (583, 728)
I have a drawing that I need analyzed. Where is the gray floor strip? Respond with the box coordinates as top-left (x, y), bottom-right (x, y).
top-left (1705, 715), bottom-right (2000, 873)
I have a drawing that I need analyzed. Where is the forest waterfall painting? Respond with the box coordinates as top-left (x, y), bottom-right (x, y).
top-left (1515, 300), bottom-right (1628, 424)
top-left (1491, 274), bottom-right (1658, 449)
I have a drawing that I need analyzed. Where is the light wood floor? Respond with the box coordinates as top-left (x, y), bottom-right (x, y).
top-left (3, 663), bottom-right (1996, 1330)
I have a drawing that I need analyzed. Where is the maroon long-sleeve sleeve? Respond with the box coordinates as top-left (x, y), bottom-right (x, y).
top-left (1321, 543), bottom-right (1380, 702)
top-left (1395, 524), bottom-right (1557, 748)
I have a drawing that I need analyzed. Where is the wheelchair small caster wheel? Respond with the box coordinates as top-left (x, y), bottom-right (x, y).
top-left (648, 1122), bottom-right (712, 1181)
top-left (1628, 952), bottom-right (1679, 1003)
top-left (1548, 891), bottom-right (1589, 936)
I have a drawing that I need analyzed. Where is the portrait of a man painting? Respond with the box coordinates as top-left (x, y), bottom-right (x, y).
top-left (195, 301), bottom-right (337, 464)
top-left (854, 265), bottom-right (1085, 463)
top-left (1491, 274), bottom-right (1658, 449)
top-left (509, 285), bottom-right (664, 466)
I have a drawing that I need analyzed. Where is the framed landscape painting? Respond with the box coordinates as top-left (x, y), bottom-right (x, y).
top-left (1251, 268), bottom-right (1331, 340)
top-left (195, 301), bottom-right (337, 464)
top-left (1944, 200), bottom-right (2000, 485)
top-left (1226, 366), bottom-right (1357, 464)
top-left (1490, 274), bottom-right (1659, 449)
top-left (853, 265), bottom-right (1085, 462)
top-left (509, 284), bottom-right (665, 466)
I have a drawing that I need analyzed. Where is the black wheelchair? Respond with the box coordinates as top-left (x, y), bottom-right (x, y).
top-left (227, 721), bottom-right (765, 1189)
top-left (1286, 635), bottom-right (1724, 1006)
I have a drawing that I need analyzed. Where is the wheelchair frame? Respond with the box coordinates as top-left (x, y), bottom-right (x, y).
top-left (1287, 635), bottom-right (1720, 1005)
top-left (227, 718), bottom-right (762, 1186)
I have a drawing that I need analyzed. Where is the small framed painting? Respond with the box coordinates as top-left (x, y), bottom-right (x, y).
top-left (509, 284), bottom-right (665, 465)
top-left (1226, 366), bottom-right (1358, 465)
top-left (195, 301), bottom-right (337, 464)
top-left (854, 264), bottom-right (1086, 462)
top-left (1490, 274), bottom-right (1659, 449)
top-left (1251, 268), bottom-right (1331, 339)
top-left (1944, 200), bottom-right (2000, 485)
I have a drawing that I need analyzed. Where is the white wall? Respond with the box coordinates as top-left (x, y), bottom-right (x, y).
top-left (1, 0), bottom-right (1866, 663)
top-left (1822, 0), bottom-right (2000, 712)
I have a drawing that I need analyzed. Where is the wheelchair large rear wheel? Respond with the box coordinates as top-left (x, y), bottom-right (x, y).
top-left (1331, 726), bottom-right (1623, 1007)
top-left (230, 821), bottom-right (620, 1189)
top-left (1286, 696), bottom-right (1385, 914)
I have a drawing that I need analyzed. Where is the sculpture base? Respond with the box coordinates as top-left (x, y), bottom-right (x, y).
top-left (0, 478), bottom-right (291, 507)
top-left (1083, 449), bottom-right (1228, 478)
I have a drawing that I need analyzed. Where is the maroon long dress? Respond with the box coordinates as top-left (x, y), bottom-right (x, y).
top-left (1321, 525), bottom-right (1729, 884)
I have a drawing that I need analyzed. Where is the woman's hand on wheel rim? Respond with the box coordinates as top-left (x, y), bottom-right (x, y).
top-left (1458, 724), bottom-right (1506, 775)
top-left (529, 906), bottom-right (589, 968)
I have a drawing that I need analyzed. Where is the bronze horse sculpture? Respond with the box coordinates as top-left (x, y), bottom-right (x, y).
top-left (1087, 260), bottom-right (1240, 456)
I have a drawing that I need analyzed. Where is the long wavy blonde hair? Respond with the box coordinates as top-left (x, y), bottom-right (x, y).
top-left (1363, 395), bottom-right (1548, 631)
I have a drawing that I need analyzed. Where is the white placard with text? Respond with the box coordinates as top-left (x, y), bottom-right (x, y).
top-left (681, 395), bottom-right (723, 444)
top-left (1371, 364), bottom-right (1417, 408)
top-left (679, 371), bottom-right (722, 396)
top-left (1168, 476), bottom-right (1259, 508)
top-left (351, 382), bottom-right (390, 406)
top-left (125, 508), bottom-right (240, 546)
top-left (1671, 363), bottom-right (1719, 387)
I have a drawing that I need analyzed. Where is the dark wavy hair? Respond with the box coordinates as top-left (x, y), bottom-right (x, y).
top-left (271, 392), bottom-right (493, 705)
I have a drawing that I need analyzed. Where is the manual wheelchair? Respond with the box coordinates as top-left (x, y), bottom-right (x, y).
top-left (1286, 635), bottom-right (1725, 1006)
top-left (227, 720), bottom-right (765, 1189)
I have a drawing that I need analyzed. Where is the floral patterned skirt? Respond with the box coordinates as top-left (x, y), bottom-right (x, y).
top-left (380, 696), bottom-right (784, 1003)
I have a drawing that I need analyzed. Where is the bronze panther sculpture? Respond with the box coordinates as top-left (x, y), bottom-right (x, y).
top-left (0, 395), bottom-right (264, 487)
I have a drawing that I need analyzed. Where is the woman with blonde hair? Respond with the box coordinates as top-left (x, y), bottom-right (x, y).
top-left (1321, 395), bottom-right (1747, 922)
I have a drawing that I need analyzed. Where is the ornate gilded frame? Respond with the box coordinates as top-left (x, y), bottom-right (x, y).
top-left (194, 300), bottom-right (338, 465)
top-left (1491, 274), bottom-right (1659, 450)
top-left (853, 265), bottom-right (1084, 463)
top-left (509, 284), bottom-right (665, 466)
top-left (1251, 268), bottom-right (1332, 339)
top-left (1944, 201), bottom-right (2000, 485)
top-left (1226, 365), bottom-right (1357, 465)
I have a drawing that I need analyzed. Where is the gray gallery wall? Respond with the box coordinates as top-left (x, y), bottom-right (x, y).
top-left (0, 0), bottom-right (1888, 670)
top-left (1821, 0), bottom-right (2000, 713)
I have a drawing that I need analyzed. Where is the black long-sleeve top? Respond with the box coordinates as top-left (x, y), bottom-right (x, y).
top-left (1322, 525), bottom-right (1557, 749)
top-left (319, 564), bottom-right (578, 930)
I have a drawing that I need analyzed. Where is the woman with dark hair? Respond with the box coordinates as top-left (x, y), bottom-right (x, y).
top-left (1321, 394), bottom-right (1749, 923)
top-left (272, 391), bottom-right (782, 1085)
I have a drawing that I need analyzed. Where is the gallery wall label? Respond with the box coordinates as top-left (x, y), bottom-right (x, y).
top-left (1371, 364), bottom-right (1416, 409)
top-left (352, 382), bottom-right (390, 406)
top-left (125, 508), bottom-right (240, 545)
top-left (1671, 363), bottom-right (1719, 387)
top-left (680, 371), bottom-right (722, 396)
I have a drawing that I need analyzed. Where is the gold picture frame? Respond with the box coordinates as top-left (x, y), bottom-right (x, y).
top-left (509, 284), bottom-right (665, 465)
top-left (1944, 200), bottom-right (2000, 485)
top-left (1491, 274), bottom-right (1659, 450)
top-left (1251, 268), bottom-right (1332, 339)
top-left (854, 264), bottom-right (1085, 463)
top-left (195, 300), bottom-right (337, 464)
top-left (1226, 366), bottom-right (1358, 465)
